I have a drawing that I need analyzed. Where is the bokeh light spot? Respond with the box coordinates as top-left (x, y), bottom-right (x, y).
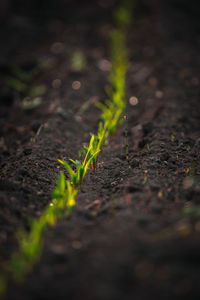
top-left (98, 59), bottom-right (112, 72)
top-left (129, 96), bottom-right (138, 106)
top-left (72, 81), bottom-right (81, 90)
top-left (155, 90), bottom-right (163, 98)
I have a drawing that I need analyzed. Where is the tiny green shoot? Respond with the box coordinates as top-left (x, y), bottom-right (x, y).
top-left (71, 50), bottom-right (86, 72)
top-left (58, 134), bottom-right (100, 186)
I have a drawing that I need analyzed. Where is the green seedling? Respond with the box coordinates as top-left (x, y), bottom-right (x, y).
top-left (29, 85), bottom-right (47, 97)
top-left (113, 0), bottom-right (134, 29)
top-left (146, 144), bottom-right (150, 151)
top-left (1, 63), bottom-right (34, 95)
top-left (11, 219), bottom-right (44, 282)
top-left (96, 99), bottom-right (124, 137)
top-left (171, 134), bottom-right (175, 142)
top-left (83, 122), bottom-right (108, 171)
top-left (52, 171), bottom-right (67, 212)
top-left (83, 137), bottom-right (98, 171)
top-left (9, 172), bottom-right (75, 283)
top-left (66, 180), bottom-right (77, 215)
top-left (58, 135), bottom-right (100, 187)
top-left (95, 27), bottom-right (129, 139)
top-left (84, 118), bottom-right (119, 172)
top-left (83, 135), bottom-right (99, 171)
top-left (3, 76), bottom-right (27, 92)
top-left (52, 172), bottom-right (76, 215)
top-left (71, 50), bottom-right (86, 72)
top-left (58, 159), bottom-right (79, 187)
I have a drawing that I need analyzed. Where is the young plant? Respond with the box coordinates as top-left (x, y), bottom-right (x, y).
top-left (52, 171), bottom-right (67, 212)
top-left (97, 121), bottom-right (109, 150)
top-left (96, 28), bottom-right (128, 140)
top-left (96, 98), bottom-right (124, 138)
top-left (66, 180), bottom-right (77, 215)
top-left (57, 159), bottom-right (80, 188)
top-left (10, 172), bottom-right (74, 283)
top-left (83, 121), bottom-right (110, 171)
top-left (113, 0), bottom-right (133, 29)
top-left (58, 134), bottom-right (100, 187)
top-left (83, 135), bottom-right (98, 171)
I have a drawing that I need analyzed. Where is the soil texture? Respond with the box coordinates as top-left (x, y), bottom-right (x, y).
top-left (0, 0), bottom-right (200, 299)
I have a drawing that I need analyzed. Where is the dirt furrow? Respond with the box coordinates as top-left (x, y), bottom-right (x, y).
top-left (1, 0), bottom-right (200, 299)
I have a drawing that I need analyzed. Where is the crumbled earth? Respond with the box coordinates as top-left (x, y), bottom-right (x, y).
top-left (0, 0), bottom-right (200, 299)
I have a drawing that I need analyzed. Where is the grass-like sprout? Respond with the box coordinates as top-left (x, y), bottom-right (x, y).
top-left (83, 135), bottom-right (99, 171)
top-left (65, 180), bottom-right (77, 215)
top-left (113, 0), bottom-right (134, 30)
top-left (58, 134), bottom-right (100, 187)
top-left (95, 27), bottom-right (129, 142)
top-left (71, 50), bottom-right (86, 72)
top-left (7, 171), bottom-right (78, 286)
top-left (83, 121), bottom-right (111, 171)
top-left (52, 171), bottom-right (68, 212)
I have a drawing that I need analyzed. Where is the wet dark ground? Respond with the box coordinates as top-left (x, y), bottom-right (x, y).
top-left (0, 0), bottom-right (200, 299)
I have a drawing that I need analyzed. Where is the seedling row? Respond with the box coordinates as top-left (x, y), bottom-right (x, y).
top-left (0, 0), bottom-right (134, 296)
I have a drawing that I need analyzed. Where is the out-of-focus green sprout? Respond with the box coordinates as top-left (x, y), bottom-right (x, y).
top-left (71, 50), bottom-right (86, 72)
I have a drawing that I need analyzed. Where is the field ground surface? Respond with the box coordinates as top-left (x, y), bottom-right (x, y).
top-left (0, 0), bottom-right (200, 299)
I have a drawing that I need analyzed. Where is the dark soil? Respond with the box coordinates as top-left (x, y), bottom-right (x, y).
top-left (0, 0), bottom-right (200, 299)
